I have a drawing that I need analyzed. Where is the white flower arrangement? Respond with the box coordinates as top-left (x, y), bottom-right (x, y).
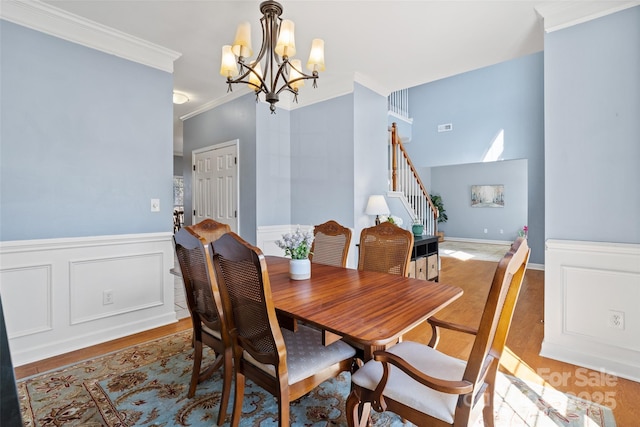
top-left (275, 228), bottom-right (314, 260)
top-left (383, 215), bottom-right (404, 226)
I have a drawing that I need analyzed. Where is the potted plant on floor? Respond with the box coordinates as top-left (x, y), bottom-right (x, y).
top-left (429, 193), bottom-right (448, 242)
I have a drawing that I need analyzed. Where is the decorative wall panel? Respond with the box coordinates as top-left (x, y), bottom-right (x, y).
top-left (542, 239), bottom-right (640, 382)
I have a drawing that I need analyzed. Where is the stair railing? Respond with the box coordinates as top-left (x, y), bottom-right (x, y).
top-left (389, 122), bottom-right (439, 235)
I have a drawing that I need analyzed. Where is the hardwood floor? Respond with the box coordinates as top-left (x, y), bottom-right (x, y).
top-left (15, 256), bottom-right (637, 425)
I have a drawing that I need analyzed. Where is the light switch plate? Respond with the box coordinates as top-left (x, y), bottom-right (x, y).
top-left (151, 199), bottom-right (160, 212)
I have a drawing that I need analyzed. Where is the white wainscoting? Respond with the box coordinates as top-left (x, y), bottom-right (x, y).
top-left (0, 232), bottom-right (177, 366)
top-left (541, 239), bottom-right (640, 382)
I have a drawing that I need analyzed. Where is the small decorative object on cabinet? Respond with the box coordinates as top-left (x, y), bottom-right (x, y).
top-left (406, 235), bottom-right (439, 282)
top-left (411, 221), bottom-right (424, 237)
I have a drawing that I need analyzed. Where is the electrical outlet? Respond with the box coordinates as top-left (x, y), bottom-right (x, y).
top-left (483, 228), bottom-right (488, 234)
top-left (500, 229), bottom-right (504, 234)
top-left (151, 198), bottom-right (160, 212)
top-left (103, 290), bottom-right (114, 305)
top-left (608, 310), bottom-right (624, 330)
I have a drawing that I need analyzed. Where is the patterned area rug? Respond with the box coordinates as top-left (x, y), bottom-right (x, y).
top-left (17, 331), bottom-right (616, 426)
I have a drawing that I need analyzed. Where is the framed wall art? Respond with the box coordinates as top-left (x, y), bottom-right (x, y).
top-left (471, 184), bottom-right (504, 208)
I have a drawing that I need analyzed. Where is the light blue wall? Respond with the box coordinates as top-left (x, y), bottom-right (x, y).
top-left (182, 94), bottom-right (259, 243)
top-left (0, 21), bottom-right (174, 241)
top-left (290, 94), bottom-right (355, 228)
top-left (353, 83), bottom-right (389, 233)
top-left (432, 160), bottom-right (528, 241)
top-left (406, 52), bottom-right (544, 263)
top-left (545, 7), bottom-right (639, 244)
top-left (257, 102), bottom-right (292, 226)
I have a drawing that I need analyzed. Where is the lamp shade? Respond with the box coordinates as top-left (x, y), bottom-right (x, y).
top-left (275, 19), bottom-right (296, 57)
top-left (232, 21), bottom-right (253, 58)
top-left (220, 45), bottom-right (238, 77)
top-left (289, 59), bottom-right (304, 90)
top-left (307, 38), bottom-right (325, 72)
top-left (248, 62), bottom-right (263, 89)
top-left (365, 195), bottom-right (390, 216)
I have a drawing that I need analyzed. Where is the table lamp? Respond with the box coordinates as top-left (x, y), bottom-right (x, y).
top-left (365, 195), bottom-right (390, 225)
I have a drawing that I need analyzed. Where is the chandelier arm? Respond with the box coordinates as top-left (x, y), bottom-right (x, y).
top-left (226, 63), bottom-right (267, 94)
top-left (271, 59), bottom-right (290, 94)
top-left (275, 73), bottom-right (318, 96)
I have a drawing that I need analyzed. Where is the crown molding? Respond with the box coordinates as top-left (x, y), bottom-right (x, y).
top-left (354, 71), bottom-right (390, 97)
top-left (534, 1), bottom-right (639, 33)
top-left (0, 0), bottom-right (181, 72)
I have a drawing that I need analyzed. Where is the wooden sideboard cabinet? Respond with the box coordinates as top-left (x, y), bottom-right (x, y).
top-left (408, 235), bottom-right (439, 281)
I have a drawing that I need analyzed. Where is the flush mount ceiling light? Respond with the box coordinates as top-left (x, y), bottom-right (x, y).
top-left (220, 0), bottom-right (325, 113)
top-left (173, 91), bottom-right (189, 105)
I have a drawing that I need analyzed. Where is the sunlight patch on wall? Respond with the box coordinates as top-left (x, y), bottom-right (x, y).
top-left (483, 129), bottom-right (504, 162)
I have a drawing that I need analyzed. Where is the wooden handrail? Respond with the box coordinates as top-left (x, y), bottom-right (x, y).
top-left (390, 123), bottom-right (439, 234)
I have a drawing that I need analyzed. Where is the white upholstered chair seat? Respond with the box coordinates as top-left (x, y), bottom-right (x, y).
top-left (243, 324), bottom-right (355, 385)
top-left (351, 341), bottom-right (467, 424)
top-left (202, 324), bottom-right (222, 340)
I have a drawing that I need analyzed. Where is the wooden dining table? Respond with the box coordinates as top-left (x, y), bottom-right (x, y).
top-left (265, 256), bottom-right (463, 361)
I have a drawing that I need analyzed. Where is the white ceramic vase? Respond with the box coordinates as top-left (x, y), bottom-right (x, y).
top-left (289, 258), bottom-right (311, 280)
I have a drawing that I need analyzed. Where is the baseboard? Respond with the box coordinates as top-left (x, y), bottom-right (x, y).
top-left (541, 340), bottom-right (640, 383)
top-left (12, 313), bottom-right (177, 367)
top-left (442, 236), bottom-right (513, 245)
top-left (0, 232), bottom-right (177, 366)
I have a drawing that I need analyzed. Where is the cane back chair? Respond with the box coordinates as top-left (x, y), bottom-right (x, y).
top-left (173, 223), bottom-right (232, 426)
top-left (358, 221), bottom-right (414, 277)
top-left (309, 220), bottom-right (352, 267)
top-left (346, 237), bottom-right (530, 427)
top-left (210, 232), bottom-right (356, 426)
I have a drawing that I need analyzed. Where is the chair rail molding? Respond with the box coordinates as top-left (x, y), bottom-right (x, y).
top-left (0, 232), bottom-right (177, 366)
top-left (542, 239), bottom-right (640, 382)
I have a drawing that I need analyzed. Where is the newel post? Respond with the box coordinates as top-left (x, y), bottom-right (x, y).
top-left (391, 123), bottom-right (398, 191)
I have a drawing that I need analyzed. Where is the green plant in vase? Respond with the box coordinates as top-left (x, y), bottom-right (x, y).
top-left (429, 193), bottom-right (448, 224)
top-left (429, 193), bottom-right (447, 241)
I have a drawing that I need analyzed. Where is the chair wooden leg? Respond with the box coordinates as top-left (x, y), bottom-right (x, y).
top-left (230, 372), bottom-right (246, 427)
top-left (346, 389), bottom-right (371, 427)
top-left (482, 380), bottom-right (496, 427)
top-left (216, 349), bottom-right (233, 426)
top-left (188, 340), bottom-right (203, 398)
top-left (278, 391), bottom-right (290, 427)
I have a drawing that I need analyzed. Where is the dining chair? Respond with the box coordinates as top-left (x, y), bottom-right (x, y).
top-left (309, 220), bottom-right (352, 267)
top-left (210, 232), bottom-right (356, 427)
top-left (186, 218), bottom-right (230, 244)
top-left (357, 221), bottom-right (414, 276)
top-left (346, 237), bottom-right (530, 427)
top-left (173, 226), bottom-right (232, 426)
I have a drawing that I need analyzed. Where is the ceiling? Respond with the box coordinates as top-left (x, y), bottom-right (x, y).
top-left (32, 1), bottom-right (635, 155)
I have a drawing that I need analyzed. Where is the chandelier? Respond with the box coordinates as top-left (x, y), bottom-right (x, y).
top-left (219, 1), bottom-right (325, 113)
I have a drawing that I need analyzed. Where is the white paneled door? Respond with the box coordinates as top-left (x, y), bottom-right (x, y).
top-left (192, 141), bottom-right (238, 233)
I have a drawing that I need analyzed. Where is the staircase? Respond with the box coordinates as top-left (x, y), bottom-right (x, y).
top-left (388, 122), bottom-right (439, 235)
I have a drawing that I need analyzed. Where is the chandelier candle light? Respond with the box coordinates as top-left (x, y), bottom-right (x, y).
top-left (220, 1), bottom-right (326, 113)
